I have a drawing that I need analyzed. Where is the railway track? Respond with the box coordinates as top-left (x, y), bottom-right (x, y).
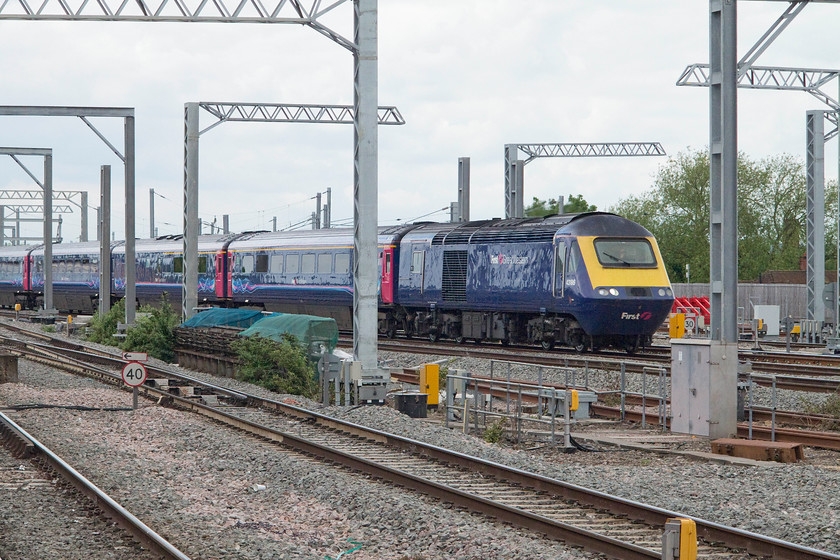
top-left (0, 409), bottom-right (190, 560)
top-left (1, 328), bottom-right (838, 559)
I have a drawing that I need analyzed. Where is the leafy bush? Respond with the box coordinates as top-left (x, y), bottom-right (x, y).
top-left (86, 298), bottom-right (125, 346)
top-left (483, 418), bottom-right (508, 444)
top-left (232, 334), bottom-right (318, 398)
top-left (122, 299), bottom-right (180, 362)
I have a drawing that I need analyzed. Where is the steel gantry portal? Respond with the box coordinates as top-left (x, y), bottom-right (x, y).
top-left (0, 1), bottom-right (385, 371)
top-left (182, 101), bottom-right (404, 322)
top-left (502, 142), bottom-right (667, 219)
top-left (679, 0), bottom-right (840, 337)
top-left (0, 148), bottom-right (54, 312)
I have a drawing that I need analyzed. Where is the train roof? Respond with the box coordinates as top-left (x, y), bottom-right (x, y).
top-left (399, 213), bottom-right (653, 245)
top-left (30, 240), bottom-right (119, 257)
top-left (0, 243), bottom-right (41, 258)
top-left (226, 227), bottom-right (408, 250)
top-left (114, 234), bottom-right (229, 254)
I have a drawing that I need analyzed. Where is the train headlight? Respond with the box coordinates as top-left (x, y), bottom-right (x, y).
top-left (608, 288), bottom-right (619, 296)
top-left (666, 288), bottom-right (673, 296)
top-left (598, 288), bottom-right (608, 296)
top-left (658, 288), bottom-right (665, 296)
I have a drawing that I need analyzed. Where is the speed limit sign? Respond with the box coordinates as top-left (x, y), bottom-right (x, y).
top-left (121, 362), bottom-right (148, 387)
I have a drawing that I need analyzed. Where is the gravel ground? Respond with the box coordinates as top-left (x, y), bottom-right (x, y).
top-left (0, 417), bottom-right (155, 560)
top-left (2, 320), bottom-right (840, 558)
top-left (0, 354), bottom-right (599, 560)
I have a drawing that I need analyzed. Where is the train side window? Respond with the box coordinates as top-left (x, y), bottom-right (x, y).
top-left (286, 254), bottom-right (299, 274)
top-left (554, 245), bottom-right (565, 297)
top-left (317, 253), bottom-right (332, 274)
top-left (335, 253), bottom-right (350, 274)
top-left (242, 255), bottom-right (255, 274)
top-left (174, 257), bottom-right (183, 274)
top-left (411, 251), bottom-right (424, 273)
top-left (270, 254), bottom-right (284, 274)
top-left (255, 254), bottom-right (268, 273)
top-left (301, 254), bottom-right (315, 274)
top-left (566, 241), bottom-right (580, 276)
top-left (385, 252), bottom-right (391, 275)
top-left (198, 256), bottom-right (208, 274)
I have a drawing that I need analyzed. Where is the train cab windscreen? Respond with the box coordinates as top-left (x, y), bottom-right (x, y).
top-left (593, 238), bottom-right (656, 268)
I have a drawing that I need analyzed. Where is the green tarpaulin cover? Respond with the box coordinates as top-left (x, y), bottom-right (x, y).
top-left (180, 308), bottom-right (267, 329)
top-left (239, 313), bottom-right (339, 356)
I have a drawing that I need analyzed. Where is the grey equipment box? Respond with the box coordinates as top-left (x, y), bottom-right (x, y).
top-left (670, 339), bottom-right (738, 439)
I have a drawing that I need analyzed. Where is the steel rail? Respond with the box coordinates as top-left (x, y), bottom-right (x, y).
top-left (0, 411), bottom-right (191, 560)
top-left (3, 335), bottom-right (839, 559)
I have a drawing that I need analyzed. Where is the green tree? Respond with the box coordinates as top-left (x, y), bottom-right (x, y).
top-left (524, 194), bottom-right (596, 217)
top-left (609, 148), bottom-right (837, 283)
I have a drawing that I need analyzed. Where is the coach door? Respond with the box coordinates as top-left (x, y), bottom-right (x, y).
top-left (23, 255), bottom-right (31, 291)
top-left (553, 243), bottom-right (565, 298)
top-left (380, 247), bottom-right (395, 303)
top-left (214, 251), bottom-right (227, 298)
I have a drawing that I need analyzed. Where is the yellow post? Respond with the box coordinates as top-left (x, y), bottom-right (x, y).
top-left (678, 518), bottom-right (697, 560)
top-left (669, 313), bottom-right (685, 339)
top-left (420, 364), bottom-right (440, 407)
top-left (569, 389), bottom-right (579, 412)
top-left (67, 315), bottom-right (73, 336)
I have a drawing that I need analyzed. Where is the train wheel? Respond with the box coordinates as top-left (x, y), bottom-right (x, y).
top-left (624, 336), bottom-right (639, 355)
top-left (454, 336), bottom-right (465, 344)
top-left (385, 323), bottom-right (397, 339)
top-left (500, 339), bottom-right (510, 346)
top-left (571, 335), bottom-right (586, 353)
top-left (540, 340), bottom-right (554, 351)
top-left (429, 331), bottom-right (440, 343)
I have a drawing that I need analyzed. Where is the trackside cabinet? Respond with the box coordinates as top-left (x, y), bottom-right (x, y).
top-left (670, 339), bottom-right (737, 439)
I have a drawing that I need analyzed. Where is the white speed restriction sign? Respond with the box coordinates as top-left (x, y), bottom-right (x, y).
top-left (121, 362), bottom-right (148, 387)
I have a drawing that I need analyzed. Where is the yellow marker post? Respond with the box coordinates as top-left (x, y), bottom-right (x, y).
top-left (678, 518), bottom-right (697, 560)
top-left (663, 518), bottom-right (697, 560)
top-left (67, 315), bottom-right (73, 336)
top-left (569, 389), bottom-right (579, 412)
top-left (14, 303), bottom-right (20, 321)
top-left (669, 313), bottom-right (685, 339)
top-left (420, 364), bottom-right (440, 408)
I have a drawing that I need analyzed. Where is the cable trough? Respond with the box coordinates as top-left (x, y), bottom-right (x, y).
top-left (1, 330), bottom-right (838, 560)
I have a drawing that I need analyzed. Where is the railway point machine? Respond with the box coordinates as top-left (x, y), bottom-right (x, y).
top-left (670, 339), bottom-right (738, 439)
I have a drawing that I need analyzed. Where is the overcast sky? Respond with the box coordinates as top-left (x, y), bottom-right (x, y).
top-left (1, 1), bottom-right (839, 242)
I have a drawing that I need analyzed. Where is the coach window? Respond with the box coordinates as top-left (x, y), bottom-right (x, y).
top-left (301, 254), bottom-right (316, 274)
top-left (255, 254), bottom-right (268, 274)
top-left (335, 253), bottom-right (350, 274)
top-left (566, 241), bottom-right (580, 277)
top-left (286, 254), bottom-right (299, 274)
top-left (317, 253), bottom-right (332, 274)
top-left (174, 257), bottom-right (183, 274)
top-left (554, 244), bottom-right (565, 297)
top-left (242, 255), bottom-right (255, 274)
top-left (198, 256), bottom-right (209, 274)
top-left (270, 254), bottom-right (284, 274)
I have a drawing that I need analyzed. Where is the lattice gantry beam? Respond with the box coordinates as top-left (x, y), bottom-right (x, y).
top-left (515, 142), bottom-right (666, 163)
top-left (198, 102), bottom-right (404, 134)
top-left (1, 204), bottom-right (72, 213)
top-left (503, 142), bottom-right (667, 218)
top-left (678, 64), bottom-right (840, 109)
top-left (0, 190), bottom-right (84, 201)
top-left (0, 0), bottom-right (356, 50)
